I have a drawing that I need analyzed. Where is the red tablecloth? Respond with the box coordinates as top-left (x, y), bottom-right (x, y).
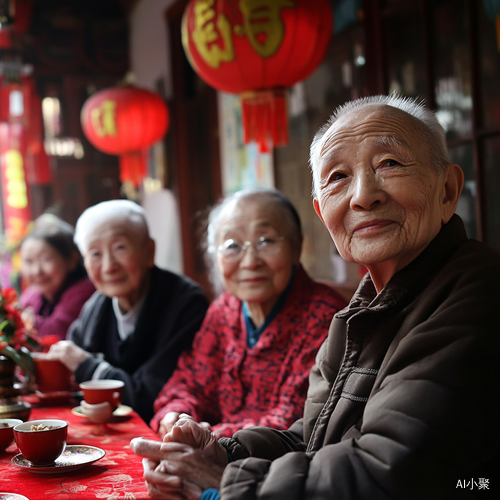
top-left (0, 399), bottom-right (161, 499)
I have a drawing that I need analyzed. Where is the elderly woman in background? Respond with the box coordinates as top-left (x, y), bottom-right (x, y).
top-left (150, 187), bottom-right (347, 438)
top-left (48, 200), bottom-right (209, 422)
top-left (132, 95), bottom-right (500, 500)
top-left (20, 214), bottom-right (95, 341)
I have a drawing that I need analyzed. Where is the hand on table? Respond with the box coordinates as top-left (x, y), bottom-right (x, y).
top-left (46, 340), bottom-right (91, 372)
top-left (131, 414), bottom-right (228, 499)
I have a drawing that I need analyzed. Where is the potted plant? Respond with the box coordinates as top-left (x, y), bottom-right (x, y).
top-left (0, 285), bottom-right (39, 419)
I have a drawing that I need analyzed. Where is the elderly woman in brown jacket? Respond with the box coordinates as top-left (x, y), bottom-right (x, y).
top-left (131, 95), bottom-right (500, 500)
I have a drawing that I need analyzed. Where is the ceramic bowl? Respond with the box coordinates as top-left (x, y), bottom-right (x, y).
top-left (0, 419), bottom-right (23, 452)
top-left (79, 380), bottom-right (124, 411)
top-left (14, 419), bottom-right (68, 465)
top-left (32, 353), bottom-right (73, 393)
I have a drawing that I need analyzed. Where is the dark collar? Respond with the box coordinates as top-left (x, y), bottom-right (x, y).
top-left (340, 214), bottom-right (468, 316)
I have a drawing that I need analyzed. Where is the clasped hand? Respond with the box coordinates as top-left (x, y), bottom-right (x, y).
top-left (131, 414), bottom-right (228, 500)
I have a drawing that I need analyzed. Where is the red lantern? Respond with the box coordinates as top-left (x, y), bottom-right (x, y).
top-left (80, 86), bottom-right (169, 187)
top-left (182, 0), bottom-right (333, 152)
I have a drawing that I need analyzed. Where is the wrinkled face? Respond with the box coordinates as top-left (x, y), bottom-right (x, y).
top-left (216, 198), bottom-right (301, 312)
top-left (313, 105), bottom-right (456, 289)
top-left (83, 219), bottom-right (154, 310)
top-left (20, 239), bottom-right (75, 301)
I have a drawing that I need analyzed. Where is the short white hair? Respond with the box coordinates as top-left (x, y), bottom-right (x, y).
top-left (309, 94), bottom-right (451, 198)
top-left (74, 200), bottom-right (150, 254)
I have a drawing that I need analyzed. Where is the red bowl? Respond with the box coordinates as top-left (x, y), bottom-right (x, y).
top-left (0, 419), bottom-right (23, 452)
top-left (14, 419), bottom-right (68, 465)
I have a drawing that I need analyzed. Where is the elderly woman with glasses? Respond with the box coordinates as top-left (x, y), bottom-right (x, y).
top-left (150, 187), bottom-right (347, 438)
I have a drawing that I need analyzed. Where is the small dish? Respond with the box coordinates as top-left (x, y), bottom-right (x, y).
top-left (72, 404), bottom-right (132, 418)
top-left (35, 390), bottom-right (75, 404)
top-left (11, 445), bottom-right (105, 474)
top-left (0, 493), bottom-right (30, 500)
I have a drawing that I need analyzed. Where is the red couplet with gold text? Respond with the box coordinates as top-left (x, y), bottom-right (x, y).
top-left (0, 122), bottom-right (31, 243)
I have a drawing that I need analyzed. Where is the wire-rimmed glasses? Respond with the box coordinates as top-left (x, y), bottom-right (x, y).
top-left (217, 236), bottom-right (285, 262)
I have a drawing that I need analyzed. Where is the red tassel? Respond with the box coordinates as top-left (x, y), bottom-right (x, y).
top-left (119, 150), bottom-right (148, 187)
top-left (240, 89), bottom-right (289, 153)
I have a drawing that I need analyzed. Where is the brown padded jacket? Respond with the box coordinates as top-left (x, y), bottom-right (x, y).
top-left (219, 215), bottom-right (500, 500)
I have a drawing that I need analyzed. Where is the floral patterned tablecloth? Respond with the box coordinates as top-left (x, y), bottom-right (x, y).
top-left (0, 399), bottom-right (161, 499)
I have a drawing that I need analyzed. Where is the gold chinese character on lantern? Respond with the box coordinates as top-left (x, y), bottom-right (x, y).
top-left (239, 0), bottom-right (295, 58)
top-left (90, 100), bottom-right (117, 137)
top-left (192, 0), bottom-right (235, 68)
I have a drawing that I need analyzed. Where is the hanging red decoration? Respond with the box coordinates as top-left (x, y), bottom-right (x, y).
top-left (0, 122), bottom-right (31, 243)
top-left (0, 30), bottom-right (11, 49)
top-left (25, 92), bottom-right (51, 185)
top-left (80, 86), bottom-right (169, 187)
top-left (182, 0), bottom-right (333, 152)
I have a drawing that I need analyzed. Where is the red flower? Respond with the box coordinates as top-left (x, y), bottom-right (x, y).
top-left (2, 288), bottom-right (19, 305)
top-left (0, 286), bottom-right (40, 352)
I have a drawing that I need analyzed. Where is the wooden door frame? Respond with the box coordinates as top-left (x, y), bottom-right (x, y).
top-left (165, 0), bottom-right (222, 296)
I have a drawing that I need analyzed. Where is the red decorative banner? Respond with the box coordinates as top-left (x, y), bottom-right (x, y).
top-left (0, 122), bottom-right (31, 243)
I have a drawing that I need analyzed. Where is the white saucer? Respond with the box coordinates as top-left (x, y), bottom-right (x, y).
top-left (0, 494), bottom-right (30, 500)
top-left (11, 445), bottom-right (105, 474)
top-left (71, 404), bottom-right (133, 418)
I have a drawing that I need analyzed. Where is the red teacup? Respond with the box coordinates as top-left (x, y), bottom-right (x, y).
top-left (32, 353), bottom-right (73, 393)
top-left (0, 418), bottom-right (23, 452)
top-left (14, 419), bottom-right (68, 465)
top-left (79, 380), bottom-right (124, 411)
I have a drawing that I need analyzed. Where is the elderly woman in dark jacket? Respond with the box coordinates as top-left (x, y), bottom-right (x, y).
top-left (131, 95), bottom-right (500, 500)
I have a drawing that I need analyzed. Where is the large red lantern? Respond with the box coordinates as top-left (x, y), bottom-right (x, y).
top-left (80, 86), bottom-right (169, 187)
top-left (182, 0), bottom-right (333, 152)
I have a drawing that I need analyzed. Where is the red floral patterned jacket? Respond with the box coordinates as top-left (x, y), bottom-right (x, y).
top-left (150, 266), bottom-right (347, 438)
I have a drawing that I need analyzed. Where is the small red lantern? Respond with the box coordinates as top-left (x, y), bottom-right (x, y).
top-left (80, 86), bottom-right (169, 187)
top-left (182, 0), bottom-right (333, 152)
